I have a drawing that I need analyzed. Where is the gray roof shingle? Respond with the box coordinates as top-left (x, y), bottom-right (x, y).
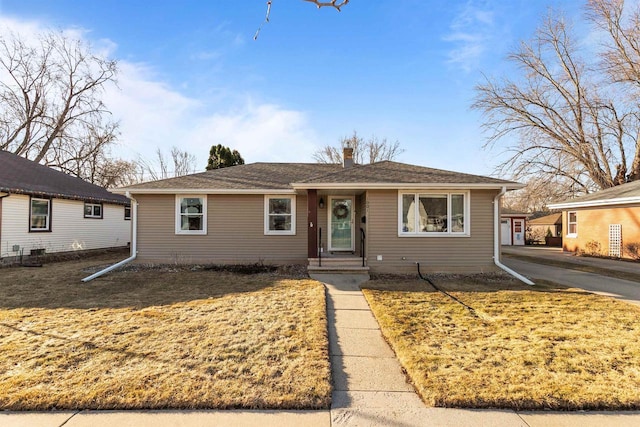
top-left (296, 161), bottom-right (516, 185)
top-left (0, 150), bottom-right (129, 205)
top-left (122, 163), bottom-right (343, 190)
top-left (121, 161), bottom-right (518, 191)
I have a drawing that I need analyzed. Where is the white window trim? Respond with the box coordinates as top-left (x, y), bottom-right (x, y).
top-left (84, 202), bottom-right (103, 219)
top-left (398, 190), bottom-right (470, 237)
top-left (175, 195), bottom-right (207, 235)
top-left (30, 197), bottom-right (51, 232)
top-left (124, 205), bottom-right (132, 220)
top-left (264, 195), bottom-right (296, 236)
top-left (567, 211), bottom-right (578, 237)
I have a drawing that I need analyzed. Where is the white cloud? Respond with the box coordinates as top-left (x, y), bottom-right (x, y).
top-left (443, 1), bottom-right (496, 72)
top-left (186, 103), bottom-right (319, 164)
top-left (0, 15), bottom-right (321, 171)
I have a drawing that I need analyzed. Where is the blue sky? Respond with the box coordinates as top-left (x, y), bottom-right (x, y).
top-left (0, 0), bottom-right (585, 176)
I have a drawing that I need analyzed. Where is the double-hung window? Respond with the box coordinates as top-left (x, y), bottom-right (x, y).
top-left (30, 197), bottom-right (51, 231)
top-left (264, 195), bottom-right (296, 235)
top-left (124, 206), bottom-right (131, 220)
top-left (84, 202), bottom-right (103, 219)
top-left (567, 211), bottom-right (577, 237)
top-left (176, 195), bottom-right (207, 235)
top-left (399, 191), bottom-right (469, 236)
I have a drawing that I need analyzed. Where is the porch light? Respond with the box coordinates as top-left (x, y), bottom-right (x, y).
top-left (319, 197), bottom-right (325, 209)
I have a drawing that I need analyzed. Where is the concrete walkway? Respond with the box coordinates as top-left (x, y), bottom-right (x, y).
top-left (321, 273), bottom-right (426, 426)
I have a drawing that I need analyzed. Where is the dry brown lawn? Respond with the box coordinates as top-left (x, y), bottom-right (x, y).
top-left (0, 255), bottom-right (331, 410)
top-left (363, 275), bottom-right (640, 410)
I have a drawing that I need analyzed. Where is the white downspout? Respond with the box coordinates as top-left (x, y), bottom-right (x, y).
top-left (82, 192), bottom-right (138, 282)
top-left (493, 186), bottom-right (535, 285)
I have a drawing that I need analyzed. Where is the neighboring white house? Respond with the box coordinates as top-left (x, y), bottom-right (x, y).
top-left (0, 151), bottom-right (131, 260)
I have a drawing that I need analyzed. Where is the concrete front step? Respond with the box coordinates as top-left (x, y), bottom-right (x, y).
top-left (308, 258), bottom-right (368, 275)
top-left (307, 266), bottom-right (369, 275)
top-left (308, 257), bottom-right (367, 267)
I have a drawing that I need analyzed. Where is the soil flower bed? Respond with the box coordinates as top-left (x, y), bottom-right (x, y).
top-left (363, 275), bottom-right (640, 410)
top-left (0, 255), bottom-right (331, 410)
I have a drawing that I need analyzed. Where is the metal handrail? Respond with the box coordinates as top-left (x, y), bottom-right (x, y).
top-left (360, 227), bottom-right (366, 267)
top-left (318, 227), bottom-right (322, 267)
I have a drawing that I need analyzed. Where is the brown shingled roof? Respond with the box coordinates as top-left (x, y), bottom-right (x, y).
top-left (121, 163), bottom-right (343, 191)
top-left (528, 213), bottom-right (562, 225)
top-left (119, 160), bottom-right (520, 192)
top-left (295, 161), bottom-right (518, 186)
top-left (0, 150), bottom-right (129, 205)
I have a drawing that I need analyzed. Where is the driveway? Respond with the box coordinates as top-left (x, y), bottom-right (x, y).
top-left (503, 256), bottom-right (640, 306)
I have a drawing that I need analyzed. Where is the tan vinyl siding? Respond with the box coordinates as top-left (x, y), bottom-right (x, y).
top-left (365, 189), bottom-right (498, 273)
top-left (134, 193), bottom-right (308, 264)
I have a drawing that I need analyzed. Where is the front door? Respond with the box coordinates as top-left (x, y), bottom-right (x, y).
top-left (328, 197), bottom-right (354, 252)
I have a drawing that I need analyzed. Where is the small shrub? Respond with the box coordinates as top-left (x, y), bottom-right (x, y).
top-left (625, 242), bottom-right (640, 260)
top-left (582, 240), bottom-right (602, 257)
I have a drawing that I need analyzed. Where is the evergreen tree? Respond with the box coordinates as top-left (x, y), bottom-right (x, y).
top-left (206, 145), bottom-right (245, 170)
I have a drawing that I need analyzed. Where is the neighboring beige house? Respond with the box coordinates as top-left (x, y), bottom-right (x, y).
top-left (0, 151), bottom-right (131, 261)
top-left (116, 149), bottom-right (523, 274)
top-left (527, 213), bottom-right (562, 246)
top-left (548, 180), bottom-right (640, 259)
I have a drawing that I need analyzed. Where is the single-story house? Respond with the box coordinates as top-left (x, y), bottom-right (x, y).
top-left (0, 150), bottom-right (131, 260)
top-left (114, 148), bottom-right (524, 274)
top-left (526, 213), bottom-right (562, 246)
top-left (500, 210), bottom-right (527, 246)
top-left (548, 180), bottom-right (640, 259)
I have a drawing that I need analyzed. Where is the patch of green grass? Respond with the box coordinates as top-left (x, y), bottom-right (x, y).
top-left (363, 276), bottom-right (640, 410)
top-left (0, 255), bottom-right (331, 410)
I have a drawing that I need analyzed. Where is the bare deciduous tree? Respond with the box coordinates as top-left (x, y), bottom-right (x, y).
top-left (502, 175), bottom-right (581, 213)
top-left (313, 131), bottom-right (404, 164)
top-left (137, 147), bottom-right (198, 181)
top-left (255, 0), bottom-right (349, 40)
top-left (0, 30), bottom-right (119, 177)
top-left (473, 0), bottom-right (640, 197)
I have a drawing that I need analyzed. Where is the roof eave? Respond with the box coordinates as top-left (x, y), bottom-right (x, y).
top-left (0, 187), bottom-right (129, 205)
top-left (115, 188), bottom-right (297, 195)
top-left (290, 182), bottom-right (524, 190)
top-left (548, 196), bottom-right (640, 209)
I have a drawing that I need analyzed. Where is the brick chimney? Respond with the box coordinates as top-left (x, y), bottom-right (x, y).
top-left (343, 146), bottom-right (354, 168)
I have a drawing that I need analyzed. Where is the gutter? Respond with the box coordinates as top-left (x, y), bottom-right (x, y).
top-left (82, 192), bottom-right (138, 282)
top-left (493, 186), bottom-right (535, 286)
top-left (548, 195), bottom-right (640, 210)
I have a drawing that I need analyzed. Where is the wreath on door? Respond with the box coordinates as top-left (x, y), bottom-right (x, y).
top-left (333, 203), bottom-right (349, 220)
